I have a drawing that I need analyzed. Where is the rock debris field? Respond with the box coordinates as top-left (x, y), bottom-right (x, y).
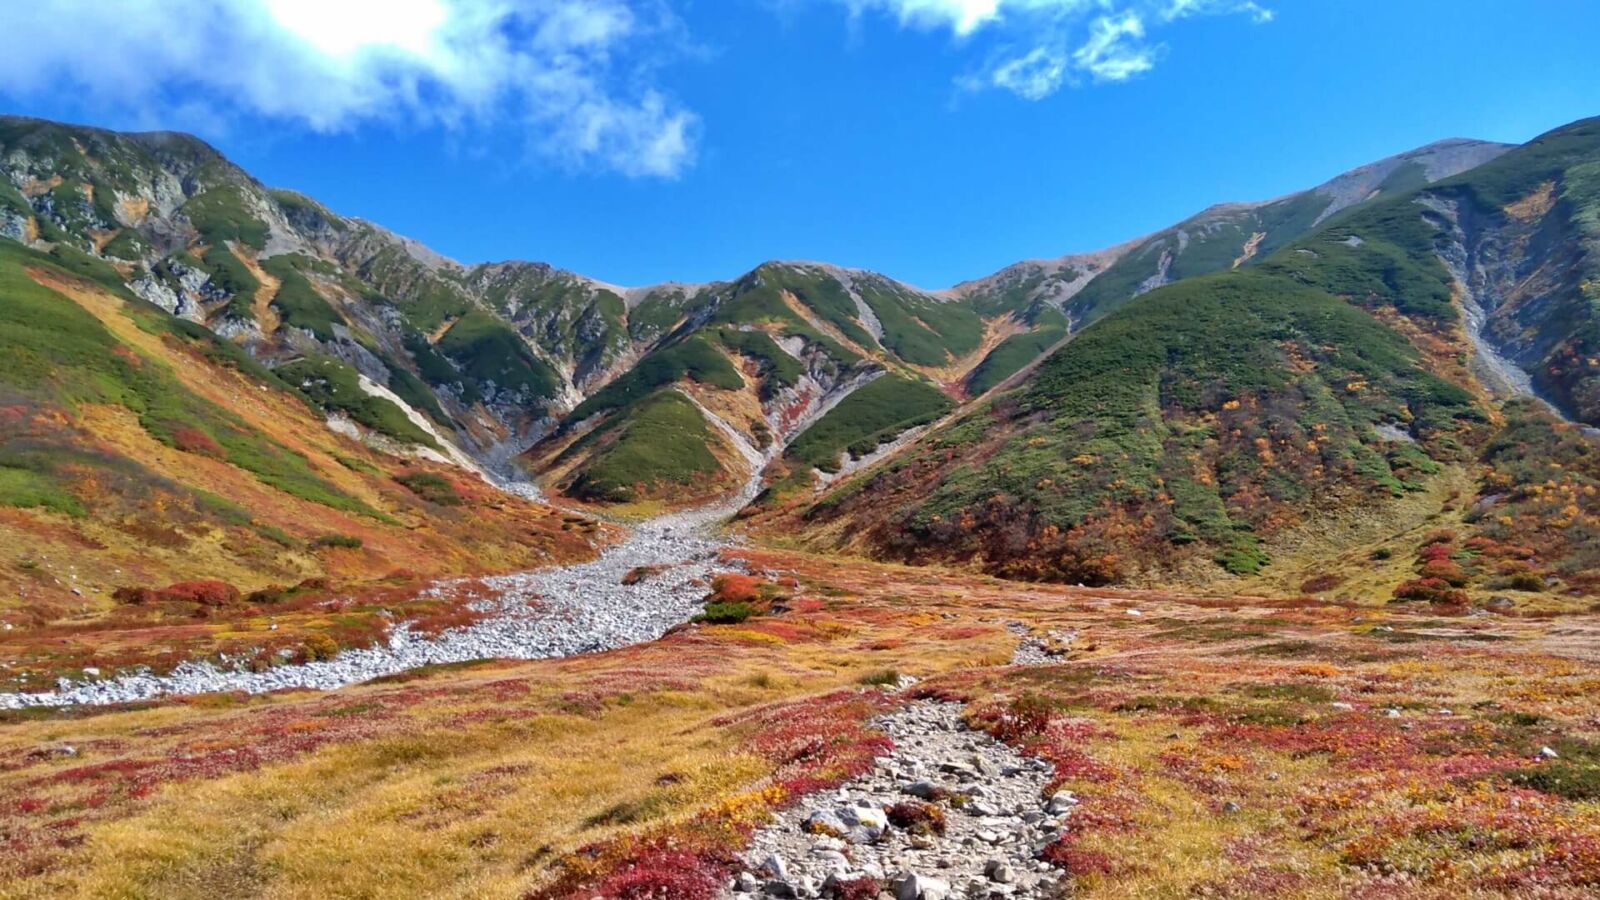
top-left (0, 500), bottom-right (741, 709)
top-left (733, 700), bottom-right (1074, 900)
top-left (730, 631), bottom-right (1078, 900)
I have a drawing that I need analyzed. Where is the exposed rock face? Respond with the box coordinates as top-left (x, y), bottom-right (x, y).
top-left (1425, 188), bottom-right (1600, 426)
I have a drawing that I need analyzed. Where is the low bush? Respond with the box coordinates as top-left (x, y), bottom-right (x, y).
top-left (115, 580), bottom-right (240, 606)
top-left (709, 573), bottom-right (761, 604)
top-left (886, 800), bottom-right (946, 836)
top-left (856, 669), bottom-right (901, 687)
top-left (157, 580), bottom-right (240, 606)
top-left (394, 471), bottom-right (463, 506)
top-left (1299, 574), bottom-right (1344, 594)
top-left (823, 877), bottom-right (881, 900)
top-left (296, 634), bottom-right (341, 663)
top-left (313, 534), bottom-right (363, 550)
top-left (695, 602), bottom-right (754, 624)
top-left (1392, 577), bottom-right (1468, 605)
top-left (111, 586), bottom-right (156, 605)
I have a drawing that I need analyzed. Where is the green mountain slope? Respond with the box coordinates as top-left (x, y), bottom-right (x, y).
top-left (790, 119), bottom-right (1600, 589)
top-left (0, 114), bottom-right (1521, 510)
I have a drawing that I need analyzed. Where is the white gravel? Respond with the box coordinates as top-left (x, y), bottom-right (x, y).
top-left (0, 484), bottom-right (756, 710)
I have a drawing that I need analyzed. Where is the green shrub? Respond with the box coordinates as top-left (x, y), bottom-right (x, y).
top-left (313, 534), bottom-right (364, 550)
top-left (694, 601), bottom-right (754, 624)
top-left (394, 471), bottom-right (463, 506)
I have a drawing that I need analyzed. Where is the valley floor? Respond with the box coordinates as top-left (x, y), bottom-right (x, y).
top-left (3, 538), bottom-right (1599, 898)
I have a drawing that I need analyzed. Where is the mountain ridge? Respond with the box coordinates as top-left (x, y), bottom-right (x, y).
top-left (0, 112), bottom-right (1526, 519)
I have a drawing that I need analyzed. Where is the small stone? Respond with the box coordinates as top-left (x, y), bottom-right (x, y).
top-left (1222, 801), bottom-right (1242, 814)
top-left (1486, 596), bottom-right (1515, 610)
top-left (764, 880), bottom-right (797, 899)
top-left (1384, 708), bottom-right (1402, 718)
top-left (983, 860), bottom-right (1015, 884)
top-left (735, 872), bottom-right (762, 893)
top-left (1539, 746), bottom-right (1560, 760)
top-left (904, 781), bottom-right (944, 800)
top-left (761, 853), bottom-right (790, 881)
top-left (804, 810), bottom-right (849, 837)
top-left (1329, 701), bottom-right (1355, 711)
top-left (893, 872), bottom-right (951, 900)
top-left (1044, 791), bottom-right (1078, 815)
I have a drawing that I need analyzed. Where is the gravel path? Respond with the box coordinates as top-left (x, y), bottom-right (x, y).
top-left (733, 701), bottom-right (1072, 900)
top-left (730, 631), bottom-right (1078, 900)
top-left (0, 483), bottom-right (755, 710)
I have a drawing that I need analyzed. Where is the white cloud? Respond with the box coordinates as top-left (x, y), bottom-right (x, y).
top-left (1073, 12), bottom-right (1154, 83)
top-left (989, 47), bottom-right (1070, 99)
top-left (837, 0), bottom-right (1272, 99)
top-left (0, 0), bottom-right (698, 178)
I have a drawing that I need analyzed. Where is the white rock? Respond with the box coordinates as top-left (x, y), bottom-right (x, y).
top-left (894, 872), bottom-right (951, 900)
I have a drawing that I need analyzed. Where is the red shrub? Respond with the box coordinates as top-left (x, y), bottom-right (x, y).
top-left (709, 573), bottom-right (761, 604)
top-left (1418, 543), bottom-right (1456, 562)
top-left (591, 847), bottom-right (725, 900)
top-left (1393, 578), bottom-right (1468, 605)
top-left (155, 581), bottom-right (240, 606)
top-left (1418, 559), bottom-right (1468, 586)
top-left (1041, 837), bottom-right (1117, 875)
top-left (886, 801), bottom-right (947, 835)
top-left (825, 877), bottom-right (882, 900)
top-left (171, 427), bottom-right (224, 458)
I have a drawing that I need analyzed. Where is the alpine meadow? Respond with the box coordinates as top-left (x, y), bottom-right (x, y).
top-left (2, 2), bottom-right (1600, 898)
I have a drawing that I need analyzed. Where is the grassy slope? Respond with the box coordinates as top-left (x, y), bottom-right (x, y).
top-left (560, 389), bottom-right (740, 503)
top-left (799, 260), bottom-right (1482, 584)
top-left (434, 310), bottom-right (562, 406)
top-left (964, 321), bottom-right (1068, 396)
top-left (0, 242), bottom-right (600, 674)
top-left (786, 375), bottom-right (955, 473)
top-left (274, 356), bottom-right (441, 450)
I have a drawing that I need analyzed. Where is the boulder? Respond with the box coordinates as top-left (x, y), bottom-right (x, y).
top-left (893, 872), bottom-right (951, 900)
top-left (984, 860), bottom-right (1015, 883)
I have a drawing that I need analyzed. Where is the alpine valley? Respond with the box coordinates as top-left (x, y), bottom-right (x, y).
top-left (3, 112), bottom-right (1600, 899)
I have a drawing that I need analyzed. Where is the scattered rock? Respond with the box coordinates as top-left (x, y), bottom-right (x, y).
top-left (739, 702), bottom-right (1068, 899)
top-left (984, 860), bottom-right (1015, 883)
top-left (2, 503), bottom-right (749, 709)
top-left (893, 872), bottom-right (951, 900)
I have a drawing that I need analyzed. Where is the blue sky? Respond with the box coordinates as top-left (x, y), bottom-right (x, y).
top-left (2, 0), bottom-right (1597, 288)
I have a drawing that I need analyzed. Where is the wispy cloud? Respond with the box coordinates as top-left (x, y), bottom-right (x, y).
top-left (840, 0), bottom-right (1272, 99)
top-left (0, 0), bottom-right (699, 178)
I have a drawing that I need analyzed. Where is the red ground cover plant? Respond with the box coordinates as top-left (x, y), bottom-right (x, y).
top-left (534, 690), bottom-right (896, 899)
top-left (169, 427), bottom-right (223, 458)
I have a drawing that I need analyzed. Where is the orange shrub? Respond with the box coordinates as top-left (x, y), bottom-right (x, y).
top-left (156, 581), bottom-right (240, 606)
top-left (709, 573), bottom-right (761, 604)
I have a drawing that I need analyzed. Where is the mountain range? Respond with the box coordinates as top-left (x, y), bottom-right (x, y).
top-left (2, 113), bottom-right (1598, 605)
